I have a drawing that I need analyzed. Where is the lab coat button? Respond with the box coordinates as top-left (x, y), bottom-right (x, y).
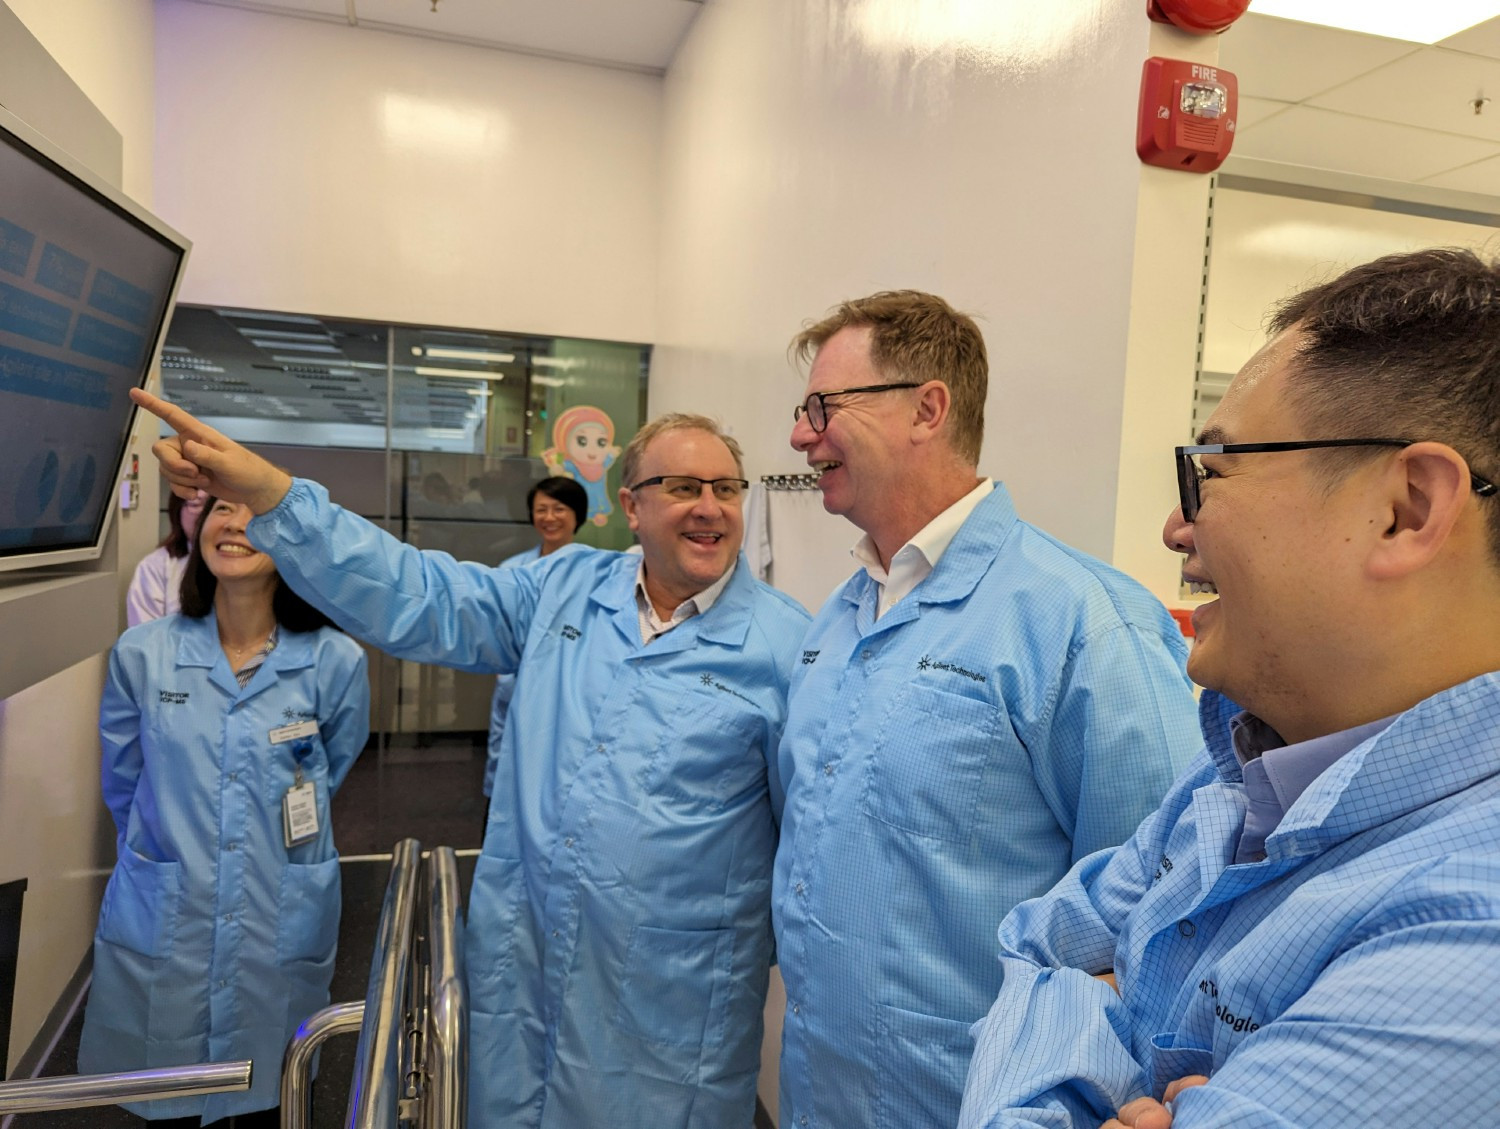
top-left (564, 837), bottom-right (574, 847)
top-left (1177, 919), bottom-right (1196, 938)
top-left (226, 842), bottom-right (237, 851)
top-left (795, 882), bottom-right (804, 895)
top-left (823, 763), bottom-right (833, 775)
top-left (861, 650), bottom-right (872, 660)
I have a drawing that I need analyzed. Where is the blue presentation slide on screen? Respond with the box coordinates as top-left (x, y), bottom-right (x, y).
top-left (0, 137), bottom-right (180, 554)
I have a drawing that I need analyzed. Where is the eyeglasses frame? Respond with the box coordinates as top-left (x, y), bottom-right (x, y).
top-left (793, 382), bottom-right (922, 433)
top-left (627, 474), bottom-right (751, 502)
top-left (1175, 438), bottom-right (1498, 522)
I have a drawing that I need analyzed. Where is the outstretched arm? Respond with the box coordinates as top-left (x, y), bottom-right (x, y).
top-left (130, 387), bottom-right (293, 513)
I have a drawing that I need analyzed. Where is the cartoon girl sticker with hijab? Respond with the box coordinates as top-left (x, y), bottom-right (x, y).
top-left (542, 406), bottom-right (621, 526)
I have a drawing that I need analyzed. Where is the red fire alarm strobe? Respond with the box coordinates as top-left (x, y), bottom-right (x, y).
top-left (1137, 57), bottom-right (1237, 172)
top-left (1147, 0), bottom-right (1250, 35)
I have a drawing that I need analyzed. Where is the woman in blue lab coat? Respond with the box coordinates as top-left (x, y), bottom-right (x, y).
top-left (483, 475), bottom-right (590, 817)
top-left (78, 496), bottom-right (369, 1126)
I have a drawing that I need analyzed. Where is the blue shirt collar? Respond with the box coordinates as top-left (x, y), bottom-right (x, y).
top-left (1231, 711), bottom-right (1396, 864)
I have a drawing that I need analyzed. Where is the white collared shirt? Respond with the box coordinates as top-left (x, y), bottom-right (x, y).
top-left (633, 558), bottom-right (736, 644)
top-left (851, 478), bottom-right (993, 618)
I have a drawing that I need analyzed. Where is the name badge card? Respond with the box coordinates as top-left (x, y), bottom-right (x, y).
top-left (270, 719), bottom-right (319, 745)
top-left (283, 779), bottom-right (320, 847)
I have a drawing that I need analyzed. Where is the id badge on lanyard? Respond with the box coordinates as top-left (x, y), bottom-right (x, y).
top-left (271, 720), bottom-right (320, 848)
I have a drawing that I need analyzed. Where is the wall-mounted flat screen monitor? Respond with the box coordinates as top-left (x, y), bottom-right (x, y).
top-left (0, 103), bottom-right (189, 573)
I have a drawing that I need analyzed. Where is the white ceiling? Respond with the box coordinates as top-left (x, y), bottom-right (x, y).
top-left (1224, 11), bottom-right (1500, 197)
top-left (180, 3), bottom-right (1500, 197)
top-left (180, 0), bottom-right (705, 73)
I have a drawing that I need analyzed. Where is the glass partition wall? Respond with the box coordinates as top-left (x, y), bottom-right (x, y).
top-left (160, 304), bottom-right (649, 747)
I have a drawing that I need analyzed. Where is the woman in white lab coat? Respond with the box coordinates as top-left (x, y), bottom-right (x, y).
top-left (124, 488), bottom-right (208, 626)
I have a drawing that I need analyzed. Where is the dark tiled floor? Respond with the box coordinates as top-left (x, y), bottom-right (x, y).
top-left (8, 736), bottom-right (486, 1128)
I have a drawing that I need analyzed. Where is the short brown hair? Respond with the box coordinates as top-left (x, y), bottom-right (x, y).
top-left (791, 290), bottom-right (987, 464)
top-left (1269, 247), bottom-right (1500, 563)
top-left (619, 413), bottom-right (746, 489)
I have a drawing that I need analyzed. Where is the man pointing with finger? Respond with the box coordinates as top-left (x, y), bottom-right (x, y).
top-left (131, 391), bottom-right (811, 1129)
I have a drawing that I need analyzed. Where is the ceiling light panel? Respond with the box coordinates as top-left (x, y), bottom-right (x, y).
top-left (1249, 1), bottom-right (1498, 44)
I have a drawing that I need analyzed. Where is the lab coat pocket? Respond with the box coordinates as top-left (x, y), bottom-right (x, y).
top-left (864, 684), bottom-right (1000, 842)
top-left (615, 925), bottom-right (734, 1051)
top-left (276, 856), bottom-right (342, 963)
top-left (97, 847), bottom-right (183, 959)
top-left (872, 1003), bottom-right (974, 1129)
top-left (1148, 1032), bottom-right (1213, 1098)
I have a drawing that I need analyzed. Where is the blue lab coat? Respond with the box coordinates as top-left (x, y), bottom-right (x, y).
top-left (773, 484), bottom-right (1202, 1129)
top-left (485, 543), bottom-right (587, 798)
top-left (248, 480), bottom-right (811, 1129)
top-left (78, 611), bottom-right (369, 1122)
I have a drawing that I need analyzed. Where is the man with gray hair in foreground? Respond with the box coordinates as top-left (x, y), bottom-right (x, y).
top-left (131, 396), bottom-right (810, 1129)
top-left (960, 247), bottom-right (1500, 1128)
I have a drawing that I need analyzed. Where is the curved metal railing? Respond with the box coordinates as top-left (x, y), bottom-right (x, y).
top-left (280, 1000), bottom-right (365, 1129)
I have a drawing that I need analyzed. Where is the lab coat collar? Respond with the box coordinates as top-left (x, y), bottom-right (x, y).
top-left (592, 553), bottom-right (755, 654)
top-left (841, 484), bottom-right (1019, 631)
top-left (174, 609), bottom-right (317, 698)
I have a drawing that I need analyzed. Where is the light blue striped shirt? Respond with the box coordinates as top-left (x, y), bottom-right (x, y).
top-left (959, 675), bottom-right (1500, 1128)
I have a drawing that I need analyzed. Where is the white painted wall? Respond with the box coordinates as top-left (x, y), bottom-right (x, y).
top-left (0, 661), bottom-right (115, 1077)
top-left (652, 0), bottom-right (1162, 568)
top-left (2, 0), bottom-right (156, 205)
top-left (152, 0), bottom-right (662, 344)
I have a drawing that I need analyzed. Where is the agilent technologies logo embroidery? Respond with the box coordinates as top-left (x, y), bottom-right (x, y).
top-left (699, 671), bottom-right (754, 704)
top-left (916, 655), bottom-right (986, 683)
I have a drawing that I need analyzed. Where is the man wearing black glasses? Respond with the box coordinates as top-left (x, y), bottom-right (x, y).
top-left (961, 248), bottom-right (1500, 1129)
top-left (771, 290), bottom-right (1202, 1129)
top-left (127, 400), bottom-right (811, 1129)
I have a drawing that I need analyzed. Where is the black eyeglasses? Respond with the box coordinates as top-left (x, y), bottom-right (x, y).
top-left (1175, 438), bottom-right (1498, 522)
top-left (793, 382), bottom-right (921, 433)
top-left (628, 475), bottom-right (749, 503)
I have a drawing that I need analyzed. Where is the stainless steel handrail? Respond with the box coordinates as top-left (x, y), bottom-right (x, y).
top-left (347, 837), bottom-right (422, 1129)
top-left (0, 1060), bottom-right (252, 1115)
top-left (420, 847), bottom-right (467, 1129)
top-left (280, 1001), bottom-right (365, 1129)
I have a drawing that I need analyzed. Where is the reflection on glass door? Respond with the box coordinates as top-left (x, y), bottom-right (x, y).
top-left (161, 304), bottom-right (649, 742)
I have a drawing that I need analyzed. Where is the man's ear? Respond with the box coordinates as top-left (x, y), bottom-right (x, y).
top-left (618, 486), bottom-right (640, 533)
top-left (910, 381), bottom-right (951, 445)
top-left (1368, 442), bottom-right (1470, 580)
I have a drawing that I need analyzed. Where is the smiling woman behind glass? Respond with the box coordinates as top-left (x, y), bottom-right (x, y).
top-left (78, 495), bottom-right (370, 1127)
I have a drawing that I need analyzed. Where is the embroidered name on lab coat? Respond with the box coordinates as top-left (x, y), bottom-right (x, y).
top-left (159, 690), bottom-right (189, 704)
top-left (1199, 978), bottom-right (1261, 1034)
top-left (561, 624), bottom-right (582, 640)
top-left (916, 655), bottom-right (987, 683)
top-left (699, 672), bottom-right (754, 705)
